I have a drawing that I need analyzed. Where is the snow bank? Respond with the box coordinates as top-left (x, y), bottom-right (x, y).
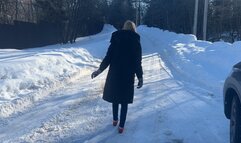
top-left (0, 48), bottom-right (98, 117)
top-left (0, 24), bottom-right (115, 117)
top-left (74, 24), bottom-right (116, 59)
top-left (0, 49), bottom-right (90, 100)
top-left (138, 25), bottom-right (241, 95)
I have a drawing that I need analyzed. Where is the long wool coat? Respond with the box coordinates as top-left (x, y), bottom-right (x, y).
top-left (99, 30), bottom-right (143, 104)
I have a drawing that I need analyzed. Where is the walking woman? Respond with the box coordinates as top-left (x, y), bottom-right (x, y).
top-left (91, 20), bottom-right (143, 133)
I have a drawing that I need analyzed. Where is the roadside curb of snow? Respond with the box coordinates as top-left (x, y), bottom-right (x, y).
top-left (139, 28), bottom-right (218, 96)
top-left (0, 69), bottom-right (92, 119)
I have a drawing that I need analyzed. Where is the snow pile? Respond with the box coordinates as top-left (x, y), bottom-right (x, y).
top-left (75, 24), bottom-right (116, 59)
top-left (0, 48), bottom-right (98, 117)
top-left (0, 49), bottom-right (92, 100)
top-left (138, 25), bottom-right (241, 95)
top-left (0, 24), bottom-right (116, 117)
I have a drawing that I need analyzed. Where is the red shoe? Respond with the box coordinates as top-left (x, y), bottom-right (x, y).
top-left (113, 120), bottom-right (118, 126)
top-left (118, 127), bottom-right (124, 133)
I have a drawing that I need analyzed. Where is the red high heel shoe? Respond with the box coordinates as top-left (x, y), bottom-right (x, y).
top-left (118, 127), bottom-right (124, 133)
top-left (113, 120), bottom-right (118, 126)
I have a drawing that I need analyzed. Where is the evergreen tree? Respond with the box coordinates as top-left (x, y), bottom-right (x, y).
top-left (35, 0), bottom-right (65, 23)
top-left (109, 0), bottom-right (135, 29)
top-left (144, 0), bottom-right (195, 34)
top-left (144, 0), bottom-right (241, 41)
top-left (208, 0), bottom-right (237, 42)
top-left (232, 0), bottom-right (241, 40)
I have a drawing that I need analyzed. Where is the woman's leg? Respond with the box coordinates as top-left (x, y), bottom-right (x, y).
top-left (119, 103), bottom-right (128, 128)
top-left (112, 103), bottom-right (119, 121)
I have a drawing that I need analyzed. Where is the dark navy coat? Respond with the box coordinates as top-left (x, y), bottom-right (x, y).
top-left (99, 30), bottom-right (143, 104)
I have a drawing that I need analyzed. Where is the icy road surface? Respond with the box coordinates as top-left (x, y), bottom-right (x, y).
top-left (0, 53), bottom-right (228, 143)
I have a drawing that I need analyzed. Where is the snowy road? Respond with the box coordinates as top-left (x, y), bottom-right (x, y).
top-left (0, 53), bottom-right (228, 143)
top-left (0, 25), bottom-right (231, 142)
top-left (84, 53), bottom-right (229, 143)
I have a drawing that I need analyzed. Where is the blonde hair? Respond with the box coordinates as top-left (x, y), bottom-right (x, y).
top-left (123, 20), bottom-right (136, 32)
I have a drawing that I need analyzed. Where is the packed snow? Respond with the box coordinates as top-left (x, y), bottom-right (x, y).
top-left (0, 24), bottom-right (239, 142)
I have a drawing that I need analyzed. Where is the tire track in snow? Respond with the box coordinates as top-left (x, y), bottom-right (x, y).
top-left (0, 73), bottom-right (110, 142)
top-left (139, 30), bottom-right (228, 143)
top-left (0, 53), bottom-right (229, 143)
top-left (85, 54), bottom-right (165, 143)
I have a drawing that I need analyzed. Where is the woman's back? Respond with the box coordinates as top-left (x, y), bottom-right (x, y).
top-left (109, 30), bottom-right (141, 72)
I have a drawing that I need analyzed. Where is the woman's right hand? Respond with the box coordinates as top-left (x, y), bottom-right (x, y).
top-left (91, 69), bottom-right (101, 79)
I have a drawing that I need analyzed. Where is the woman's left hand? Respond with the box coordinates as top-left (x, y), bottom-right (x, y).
top-left (137, 78), bottom-right (143, 89)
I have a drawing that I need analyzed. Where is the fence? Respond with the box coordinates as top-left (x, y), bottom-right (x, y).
top-left (0, 21), bottom-right (63, 49)
top-left (0, 1), bottom-right (104, 49)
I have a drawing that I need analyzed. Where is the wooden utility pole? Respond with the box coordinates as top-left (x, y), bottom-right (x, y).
top-left (135, 0), bottom-right (141, 25)
top-left (203, 0), bottom-right (208, 40)
top-left (193, 0), bottom-right (199, 36)
top-left (135, 1), bottom-right (138, 25)
top-left (138, 0), bottom-right (141, 25)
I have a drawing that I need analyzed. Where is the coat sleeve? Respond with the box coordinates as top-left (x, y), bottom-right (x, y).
top-left (99, 34), bottom-right (115, 72)
top-left (135, 37), bottom-right (143, 79)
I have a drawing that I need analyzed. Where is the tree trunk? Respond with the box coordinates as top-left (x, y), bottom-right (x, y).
top-left (203, 0), bottom-right (208, 40)
top-left (193, 0), bottom-right (198, 36)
